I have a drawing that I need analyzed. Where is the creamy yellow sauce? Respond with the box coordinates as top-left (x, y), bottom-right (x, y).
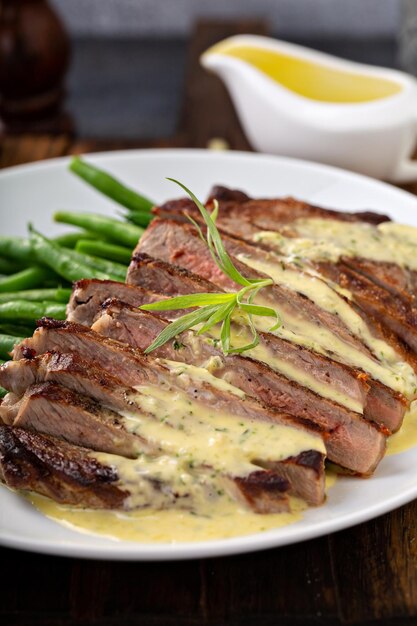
top-left (27, 492), bottom-right (307, 543)
top-left (208, 43), bottom-right (401, 103)
top-left (235, 253), bottom-right (416, 398)
top-left (19, 362), bottom-right (329, 543)
top-left (255, 218), bottom-right (417, 272)
top-left (387, 404), bottom-right (417, 456)
top-left (25, 469), bottom-right (341, 543)
top-left (123, 381), bottom-right (324, 473)
top-left (209, 323), bottom-right (363, 413)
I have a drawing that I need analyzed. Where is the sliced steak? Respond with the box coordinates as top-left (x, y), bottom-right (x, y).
top-left (342, 257), bottom-right (417, 304)
top-left (2, 382), bottom-right (152, 458)
top-left (67, 278), bottom-right (166, 326)
top-left (0, 352), bottom-right (132, 412)
top-left (127, 252), bottom-right (218, 296)
top-left (11, 320), bottom-right (327, 503)
top-left (0, 380), bottom-right (294, 512)
top-left (125, 254), bottom-right (406, 432)
top-left (91, 299), bottom-right (388, 474)
top-left (155, 189), bottom-right (390, 227)
top-left (136, 219), bottom-right (376, 361)
top-left (319, 261), bottom-right (417, 355)
top-left (0, 425), bottom-right (129, 509)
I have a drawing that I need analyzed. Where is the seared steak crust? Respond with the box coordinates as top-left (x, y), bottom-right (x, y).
top-left (0, 425), bottom-right (128, 508)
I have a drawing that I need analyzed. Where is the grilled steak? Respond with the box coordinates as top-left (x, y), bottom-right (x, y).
top-left (0, 425), bottom-right (128, 508)
top-left (155, 188), bottom-right (390, 227)
top-left (126, 255), bottom-right (407, 432)
top-left (67, 278), bottom-right (167, 326)
top-left (10, 320), bottom-right (327, 504)
top-left (91, 298), bottom-right (388, 474)
top-left (1, 381), bottom-right (152, 458)
top-left (318, 260), bottom-right (417, 354)
top-left (0, 379), bottom-right (296, 512)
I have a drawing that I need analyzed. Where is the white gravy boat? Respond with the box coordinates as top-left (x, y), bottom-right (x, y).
top-left (201, 35), bottom-right (417, 182)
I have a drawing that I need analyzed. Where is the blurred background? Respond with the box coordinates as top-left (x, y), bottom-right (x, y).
top-left (1, 0), bottom-right (416, 148)
top-left (0, 0), bottom-right (412, 137)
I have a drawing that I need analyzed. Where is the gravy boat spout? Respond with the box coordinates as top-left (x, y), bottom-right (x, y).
top-left (201, 35), bottom-right (417, 182)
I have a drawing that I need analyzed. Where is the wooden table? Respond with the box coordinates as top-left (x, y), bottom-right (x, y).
top-left (2, 21), bottom-right (417, 626)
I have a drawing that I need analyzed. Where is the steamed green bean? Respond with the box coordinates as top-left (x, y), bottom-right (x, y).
top-left (0, 266), bottom-right (53, 293)
top-left (30, 227), bottom-right (120, 282)
top-left (0, 288), bottom-right (71, 304)
top-left (54, 211), bottom-right (144, 248)
top-left (75, 240), bottom-right (132, 265)
top-left (69, 157), bottom-right (155, 212)
top-left (0, 334), bottom-right (23, 359)
top-left (0, 300), bottom-right (67, 322)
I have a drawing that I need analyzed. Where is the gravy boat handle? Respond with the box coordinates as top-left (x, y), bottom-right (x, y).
top-left (392, 157), bottom-right (417, 184)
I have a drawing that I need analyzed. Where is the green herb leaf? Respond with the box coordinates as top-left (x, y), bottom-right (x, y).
top-left (141, 181), bottom-right (282, 356)
top-left (141, 292), bottom-right (234, 311)
top-left (197, 300), bottom-right (236, 335)
top-left (144, 305), bottom-right (219, 354)
top-left (167, 178), bottom-right (253, 288)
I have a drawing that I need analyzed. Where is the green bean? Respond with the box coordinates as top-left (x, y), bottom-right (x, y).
top-left (0, 359), bottom-right (6, 398)
top-left (53, 231), bottom-right (101, 249)
top-left (124, 210), bottom-right (154, 228)
top-left (56, 245), bottom-right (127, 280)
top-left (0, 266), bottom-right (53, 293)
top-left (69, 157), bottom-right (155, 212)
top-left (0, 257), bottom-right (23, 275)
top-left (0, 334), bottom-right (23, 360)
top-left (75, 240), bottom-right (132, 265)
top-left (54, 211), bottom-right (144, 248)
top-left (0, 236), bottom-right (36, 265)
top-left (0, 288), bottom-right (71, 304)
top-left (29, 226), bottom-right (119, 282)
top-left (0, 300), bottom-right (67, 322)
top-left (0, 323), bottom-right (35, 337)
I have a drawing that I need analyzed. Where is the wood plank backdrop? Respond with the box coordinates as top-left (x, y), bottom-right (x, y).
top-left (1, 20), bottom-right (417, 626)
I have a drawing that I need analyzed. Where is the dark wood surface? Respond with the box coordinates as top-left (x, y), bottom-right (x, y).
top-left (2, 20), bottom-right (417, 626)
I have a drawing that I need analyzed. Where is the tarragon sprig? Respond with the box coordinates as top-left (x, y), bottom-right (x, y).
top-left (141, 179), bottom-right (281, 355)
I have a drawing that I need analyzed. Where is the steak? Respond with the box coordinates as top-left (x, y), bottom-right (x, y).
top-left (1, 381), bottom-right (152, 458)
top-left (136, 219), bottom-right (378, 360)
top-left (125, 255), bottom-right (407, 432)
top-left (0, 425), bottom-right (128, 509)
top-left (67, 278), bottom-right (166, 326)
top-left (155, 187), bottom-right (390, 227)
top-left (92, 298), bottom-right (388, 475)
top-left (318, 261), bottom-right (417, 355)
top-left (0, 379), bottom-right (295, 512)
top-left (10, 320), bottom-right (327, 504)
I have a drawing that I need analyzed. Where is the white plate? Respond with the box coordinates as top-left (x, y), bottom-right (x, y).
top-left (1, 149), bottom-right (417, 561)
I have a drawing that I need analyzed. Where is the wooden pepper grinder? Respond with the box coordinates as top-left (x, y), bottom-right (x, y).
top-left (0, 0), bottom-right (72, 133)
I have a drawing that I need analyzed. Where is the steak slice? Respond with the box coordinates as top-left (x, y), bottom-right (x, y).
top-left (0, 381), bottom-right (293, 512)
top-left (342, 257), bottom-right (417, 304)
top-left (67, 278), bottom-right (168, 327)
top-left (0, 352), bottom-right (133, 413)
top-left (126, 254), bottom-right (406, 432)
top-left (155, 188), bottom-right (390, 227)
top-left (136, 219), bottom-right (376, 360)
top-left (0, 425), bottom-right (128, 508)
top-left (318, 260), bottom-right (417, 355)
top-left (127, 252), bottom-right (218, 296)
top-left (11, 320), bottom-right (327, 504)
top-left (1, 425), bottom-right (271, 512)
top-left (1, 382), bottom-right (152, 458)
top-left (92, 298), bottom-right (388, 474)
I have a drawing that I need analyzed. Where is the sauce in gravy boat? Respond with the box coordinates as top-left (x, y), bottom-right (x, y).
top-left (201, 35), bottom-right (417, 182)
